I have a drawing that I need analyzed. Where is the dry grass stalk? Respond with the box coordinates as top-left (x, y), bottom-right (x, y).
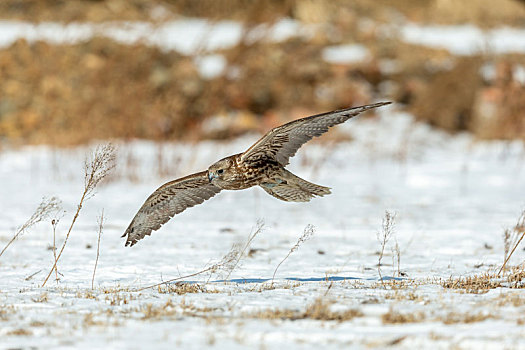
top-left (323, 281), bottom-right (334, 297)
top-left (271, 224), bottom-right (315, 286)
top-left (135, 243), bottom-right (242, 292)
top-left (0, 197), bottom-right (61, 259)
top-left (51, 218), bottom-right (60, 283)
top-left (250, 297), bottom-right (363, 322)
top-left (138, 299), bottom-right (220, 321)
top-left (91, 210), bottom-right (105, 289)
top-left (24, 269), bottom-right (42, 281)
top-left (395, 240), bottom-right (401, 276)
top-left (49, 208), bottom-right (66, 283)
top-left (503, 228), bottom-right (512, 264)
top-left (32, 293), bottom-right (49, 303)
top-left (443, 264), bottom-right (525, 293)
top-left (83, 144), bottom-right (118, 199)
top-left (42, 144), bottom-right (116, 287)
top-left (391, 238), bottom-right (401, 278)
top-left (506, 264), bottom-right (525, 288)
top-left (377, 211), bottom-right (396, 288)
top-left (382, 308), bottom-right (425, 324)
top-left (6, 329), bottom-right (32, 336)
top-left (157, 282), bottom-right (207, 295)
top-left (442, 272), bottom-right (501, 294)
top-left (224, 219), bottom-right (264, 280)
top-left (499, 210), bottom-right (525, 276)
top-left (443, 311), bottom-right (494, 324)
top-left (137, 222), bottom-right (264, 292)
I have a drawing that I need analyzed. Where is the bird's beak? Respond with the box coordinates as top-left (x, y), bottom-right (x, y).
top-left (208, 172), bottom-right (215, 182)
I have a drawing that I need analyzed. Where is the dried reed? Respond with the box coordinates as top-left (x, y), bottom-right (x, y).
top-left (42, 144), bottom-right (116, 286)
top-left (0, 197), bottom-right (61, 259)
top-left (271, 224), bottom-right (315, 286)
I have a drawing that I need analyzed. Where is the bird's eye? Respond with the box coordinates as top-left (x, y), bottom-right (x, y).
top-left (217, 169), bottom-right (224, 174)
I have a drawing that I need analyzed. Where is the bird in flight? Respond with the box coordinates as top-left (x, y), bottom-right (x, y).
top-left (123, 102), bottom-right (391, 246)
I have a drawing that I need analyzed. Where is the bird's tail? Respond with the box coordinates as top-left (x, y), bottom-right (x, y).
top-left (260, 170), bottom-right (331, 202)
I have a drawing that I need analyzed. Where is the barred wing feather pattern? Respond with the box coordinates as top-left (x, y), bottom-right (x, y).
top-left (241, 102), bottom-right (391, 166)
top-left (122, 171), bottom-right (221, 247)
top-left (122, 102), bottom-right (391, 247)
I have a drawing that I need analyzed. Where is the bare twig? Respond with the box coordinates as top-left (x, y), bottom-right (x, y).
top-left (135, 221), bottom-right (264, 292)
top-left (377, 211), bottom-right (396, 288)
top-left (92, 210), bottom-right (105, 289)
top-left (503, 228), bottom-right (511, 265)
top-left (135, 268), bottom-right (215, 292)
top-left (323, 281), bottom-right (334, 297)
top-left (391, 237), bottom-right (401, 278)
top-left (0, 197), bottom-right (61, 259)
top-left (42, 144), bottom-right (116, 287)
top-left (50, 210), bottom-right (65, 284)
top-left (498, 210), bottom-right (525, 276)
top-left (224, 219), bottom-right (264, 280)
top-left (271, 224), bottom-right (315, 286)
top-left (25, 270), bottom-right (42, 281)
top-left (395, 239), bottom-right (401, 277)
top-left (135, 248), bottom-right (241, 292)
top-left (51, 219), bottom-right (59, 283)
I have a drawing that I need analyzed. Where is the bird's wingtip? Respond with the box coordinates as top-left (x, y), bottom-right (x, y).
top-left (352, 101), bottom-right (392, 114)
top-left (368, 101), bottom-right (392, 108)
top-left (122, 224), bottom-right (136, 246)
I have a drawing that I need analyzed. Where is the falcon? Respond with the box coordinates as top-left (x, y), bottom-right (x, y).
top-left (123, 101), bottom-right (391, 246)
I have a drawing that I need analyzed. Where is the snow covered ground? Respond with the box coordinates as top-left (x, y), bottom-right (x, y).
top-left (2, 18), bottom-right (525, 70)
top-left (399, 24), bottom-right (525, 56)
top-left (2, 18), bottom-right (525, 56)
top-left (1, 106), bottom-right (524, 349)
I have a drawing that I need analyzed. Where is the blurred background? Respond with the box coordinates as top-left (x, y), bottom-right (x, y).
top-left (0, 0), bottom-right (524, 146)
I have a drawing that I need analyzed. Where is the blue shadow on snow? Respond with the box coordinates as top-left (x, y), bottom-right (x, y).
top-left (180, 276), bottom-right (404, 284)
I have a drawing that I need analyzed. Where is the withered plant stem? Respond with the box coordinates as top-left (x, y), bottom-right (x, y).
top-left (499, 232), bottom-right (525, 276)
top-left (225, 220), bottom-right (264, 280)
top-left (271, 224), bottom-right (315, 286)
top-left (0, 197), bottom-right (61, 259)
top-left (42, 144), bottom-right (115, 287)
top-left (42, 180), bottom-right (89, 286)
top-left (378, 211), bottom-right (396, 289)
top-left (52, 219), bottom-right (59, 283)
top-left (92, 210), bottom-right (104, 289)
top-left (135, 266), bottom-right (217, 292)
top-left (498, 211), bottom-right (525, 276)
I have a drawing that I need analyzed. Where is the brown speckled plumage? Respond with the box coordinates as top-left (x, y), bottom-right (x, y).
top-left (123, 102), bottom-right (391, 246)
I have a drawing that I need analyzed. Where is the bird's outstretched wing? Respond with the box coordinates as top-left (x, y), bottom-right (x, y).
top-left (122, 171), bottom-right (221, 247)
top-left (241, 102), bottom-right (391, 166)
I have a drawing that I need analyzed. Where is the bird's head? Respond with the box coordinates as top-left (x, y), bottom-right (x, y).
top-left (208, 156), bottom-right (235, 185)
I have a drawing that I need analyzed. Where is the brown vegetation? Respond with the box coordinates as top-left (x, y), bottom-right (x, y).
top-left (0, 36), bottom-right (374, 144)
top-left (442, 273), bottom-right (501, 294)
top-left (0, 39), bottom-right (205, 144)
top-left (6, 328), bottom-right (32, 336)
top-left (442, 265), bottom-right (525, 294)
top-left (3, 0), bottom-right (525, 28)
top-left (1, 1), bottom-right (525, 145)
top-left (157, 283), bottom-right (211, 295)
top-left (382, 308), bottom-right (426, 324)
top-left (250, 297), bottom-right (363, 322)
top-left (442, 311), bottom-right (494, 324)
top-left (139, 299), bottom-right (220, 320)
top-left (42, 144), bottom-right (116, 286)
top-left (0, 0), bottom-right (175, 23)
